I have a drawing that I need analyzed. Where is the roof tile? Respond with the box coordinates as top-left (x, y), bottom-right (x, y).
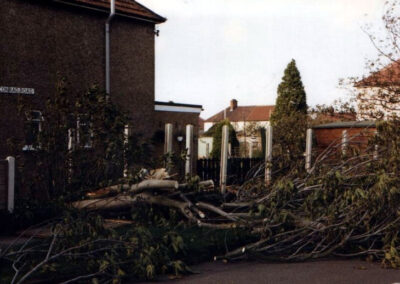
top-left (356, 60), bottom-right (400, 87)
top-left (205, 105), bottom-right (275, 123)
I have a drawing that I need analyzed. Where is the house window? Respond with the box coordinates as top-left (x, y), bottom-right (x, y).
top-left (23, 110), bottom-right (43, 151)
top-left (76, 115), bottom-right (93, 149)
top-left (68, 115), bottom-right (92, 150)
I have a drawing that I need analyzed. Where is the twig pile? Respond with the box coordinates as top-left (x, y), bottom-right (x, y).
top-left (72, 142), bottom-right (400, 268)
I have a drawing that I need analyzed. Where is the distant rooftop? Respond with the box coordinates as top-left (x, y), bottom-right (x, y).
top-left (205, 99), bottom-right (275, 123)
top-left (355, 60), bottom-right (400, 87)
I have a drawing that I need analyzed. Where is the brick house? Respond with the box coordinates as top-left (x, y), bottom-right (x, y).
top-left (0, 0), bottom-right (165, 159)
top-left (201, 99), bottom-right (275, 157)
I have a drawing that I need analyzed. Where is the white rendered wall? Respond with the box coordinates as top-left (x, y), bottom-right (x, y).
top-left (198, 137), bottom-right (213, 158)
top-left (357, 87), bottom-right (400, 120)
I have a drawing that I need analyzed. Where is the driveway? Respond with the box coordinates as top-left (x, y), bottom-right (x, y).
top-left (166, 259), bottom-right (400, 284)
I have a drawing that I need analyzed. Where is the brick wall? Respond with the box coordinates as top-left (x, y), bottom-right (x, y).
top-left (0, 0), bottom-right (157, 158)
top-left (314, 127), bottom-right (376, 153)
top-left (153, 111), bottom-right (200, 169)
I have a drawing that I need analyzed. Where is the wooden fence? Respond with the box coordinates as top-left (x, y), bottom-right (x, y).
top-left (0, 160), bottom-right (8, 210)
top-left (197, 158), bottom-right (264, 185)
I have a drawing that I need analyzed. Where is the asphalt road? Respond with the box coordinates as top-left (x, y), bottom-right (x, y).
top-left (165, 259), bottom-right (400, 284)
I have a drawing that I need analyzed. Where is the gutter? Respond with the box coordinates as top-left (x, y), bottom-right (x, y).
top-left (105, 0), bottom-right (115, 96)
top-left (52, 0), bottom-right (164, 24)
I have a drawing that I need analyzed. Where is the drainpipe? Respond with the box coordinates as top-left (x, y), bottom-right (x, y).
top-left (105, 0), bottom-right (115, 97)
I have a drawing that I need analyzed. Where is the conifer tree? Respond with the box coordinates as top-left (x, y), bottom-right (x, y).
top-left (270, 59), bottom-right (307, 124)
top-left (270, 59), bottom-right (308, 171)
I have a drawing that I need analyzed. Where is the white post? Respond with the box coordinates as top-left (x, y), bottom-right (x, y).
top-left (68, 129), bottom-right (75, 151)
top-left (342, 130), bottom-right (348, 155)
top-left (305, 128), bottom-right (313, 173)
top-left (206, 143), bottom-right (210, 158)
top-left (249, 141), bottom-right (253, 158)
top-left (6, 156), bottom-right (15, 213)
top-left (373, 130), bottom-right (379, 160)
top-left (220, 125), bottom-right (229, 194)
top-left (123, 125), bottom-right (130, 177)
top-left (185, 124), bottom-right (194, 175)
top-left (164, 123), bottom-right (173, 154)
top-left (265, 125), bottom-right (273, 185)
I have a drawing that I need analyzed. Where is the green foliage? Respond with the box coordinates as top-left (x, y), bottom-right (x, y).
top-left (16, 77), bottom-right (149, 202)
top-left (233, 118), bottom-right (400, 264)
top-left (372, 119), bottom-right (400, 174)
top-left (270, 59), bottom-right (307, 123)
top-left (269, 60), bottom-right (308, 171)
top-left (3, 211), bottom-right (191, 283)
top-left (161, 150), bottom-right (188, 181)
top-left (209, 120), bottom-right (239, 158)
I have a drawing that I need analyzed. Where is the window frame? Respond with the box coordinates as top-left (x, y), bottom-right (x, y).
top-left (23, 110), bottom-right (43, 151)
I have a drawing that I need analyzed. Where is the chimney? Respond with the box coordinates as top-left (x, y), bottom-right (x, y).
top-left (230, 99), bottom-right (238, 111)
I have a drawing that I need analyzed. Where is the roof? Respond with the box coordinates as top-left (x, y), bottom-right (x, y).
top-left (313, 121), bottom-right (376, 129)
top-left (155, 101), bottom-right (203, 114)
top-left (205, 105), bottom-right (275, 123)
top-left (63, 0), bottom-right (166, 23)
top-left (155, 101), bottom-right (203, 109)
top-left (356, 60), bottom-right (400, 87)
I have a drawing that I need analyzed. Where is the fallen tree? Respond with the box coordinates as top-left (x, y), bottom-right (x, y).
top-left (66, 132), bottom-right (400, 269)
top-left (4, 122), bottom-right (400, 283)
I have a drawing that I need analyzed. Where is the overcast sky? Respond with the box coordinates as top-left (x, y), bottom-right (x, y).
top-left (138, 0), bottom-right (385, 118)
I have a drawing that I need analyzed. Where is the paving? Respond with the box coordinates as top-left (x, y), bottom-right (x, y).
top-left (165, 259), bottom-right (400, 284)
top-left (3, 235), bottom-right (400, 284)
top-left (0, 235), bottom-right (31, 249)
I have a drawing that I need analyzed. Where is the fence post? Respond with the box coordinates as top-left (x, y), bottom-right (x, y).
top-left (206, 143), bottom-right (210, 158)
top-left (185, 124), bottom-right (194, 176)
top-left (220, 125), bottom-right (229, 194)
top-left (305, 128), bottom-right (313, 173)
top-left (265, 125), bottom-right (273, 185)
top-left (164, 123), bottom-right (173, 154)
top-left (6, 156), bottom-right (15, 213)
top-left (341, 130), bottom-right (348, 155)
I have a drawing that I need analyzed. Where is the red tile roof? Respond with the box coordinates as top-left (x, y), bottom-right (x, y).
top-left (68, 0), bottom-right (166, 23)
top-left (356, 60), bottom-right (400, 87)
top-left (205, 105), bottom-right (275, 123)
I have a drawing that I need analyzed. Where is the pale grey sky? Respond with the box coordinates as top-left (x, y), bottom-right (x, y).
top-left (139, 0), bottom-right (385, 118)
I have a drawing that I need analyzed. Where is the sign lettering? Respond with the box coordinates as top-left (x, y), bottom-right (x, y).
top-left (0, 86), bottom-right (35, 95)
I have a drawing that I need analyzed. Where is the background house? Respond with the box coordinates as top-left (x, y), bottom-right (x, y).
top-left (355, 60), bottom-right (400, 120)
top-left (0, 0), bottom-right (165, 159)
top-left (200, 99), bottom-right (275, 158)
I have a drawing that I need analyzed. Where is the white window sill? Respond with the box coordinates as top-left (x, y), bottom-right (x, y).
top-left (22, 145), bottom-right (39, 151)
